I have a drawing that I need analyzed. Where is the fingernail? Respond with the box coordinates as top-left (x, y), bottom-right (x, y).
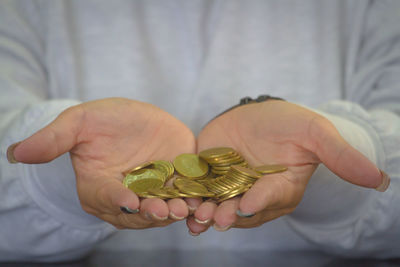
top-left (194, 217), bottom-right (210, 225)
top-left (376, 170), bottom-right (390, 192)
top-left (188, 206), bottom-right (197, 215)
top-left (236, 210), bottom-right (255, 218)
top-left (169, 211), bottom-right (184, 220)
top-left (7, 142), bottom-right (21, 164)
top-left (188, 230), bottom-right (200, 236)
top-left (213, 223), bottom-right (231, 232)
top-left (120, 206), bottom-right (139, 214)
top-left (146, 212), bottom-right (168, 221)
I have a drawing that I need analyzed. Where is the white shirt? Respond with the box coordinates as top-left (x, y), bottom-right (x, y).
top-left (0, 0), bottom-right (399, 262)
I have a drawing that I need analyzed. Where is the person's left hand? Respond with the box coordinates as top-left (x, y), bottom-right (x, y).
top-left (186, 100), bottom-right (386, 235)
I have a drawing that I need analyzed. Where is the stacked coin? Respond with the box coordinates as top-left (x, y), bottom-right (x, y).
top-left (174, 178), bottom-right (215, 198)
top-left (200, 165), bottom-right (262, 202)
top-left (122, 148), bottom-right (287, 202)
top-left (199, 147), bottom-right (248, 175)
top-left (122, 160), bottom-right (174, 194)
top-left (173, 154), bottom-right (209, 179)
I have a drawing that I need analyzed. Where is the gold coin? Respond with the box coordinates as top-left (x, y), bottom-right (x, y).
top-left (216, 185), bottom-right (251, 203)
top-left (220, 177), bottom-right (239, 188)
top-left (196, 177), bottom-right (214, 184)
top-left (175, 191), bottom-right (198, 198)
top-left (227, 168), bottom-right (257, 180)
top-left (164, 187), bottom-right (182, 197)
top-left (174, 178), bottom-right (214, 197)
top-left (206, 187), bottom-right (223, 195)
top-left (209, 160), bottom-right (244, 168)
top-left (235, 161), bottom-right (249, 167)
top-left (211, 170), bottom-right (229, 175)
top-left (211, 166), bottom-right (232, 170)
top-left (205, 155), bottom-right (240, 164)
top-left (128, 178), bottom-right (164, 193)
top-left (210, 155), bottom-right (243, 164)
top-left (136, 191), bottom-right (158, 198)
top-left (228, 173), bottom-right (255, 185)
top-left (199, 147), bottom-right (236, 160)
top-left (254, 164), bottom-right (288, 174)
top-left (205, 173), bottom-right (218, 179)
top-left (230, 165), bottom-right (262, 179)
top-left (148, 187), bottom-right (180, 199)
top-left (123, 169), bottom-right (165, 193)
top-left (121, 147), bottom-right (287, 202)
top-left (214, 179), bottom-right (231, 190)
top-left (173, 154), bottom-right (209, 179)
top-left (122, 161), bottom-right (153, 176)
top-left (151, 160), bottom-right (175, 180)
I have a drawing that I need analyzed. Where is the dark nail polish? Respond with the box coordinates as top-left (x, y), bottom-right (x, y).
top-left (236, 210), bottom-right (255, 218)
top-left (120, 206), bottom-right (139, 214)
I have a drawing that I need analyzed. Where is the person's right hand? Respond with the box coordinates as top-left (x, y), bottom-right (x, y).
top-left (7, 98), bottom-right (196, 229)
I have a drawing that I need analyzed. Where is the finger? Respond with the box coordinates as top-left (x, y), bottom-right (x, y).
top-left (117, 211), bottom-right (175, 229)
top-left (234, 208), bottom-right (292, 229)
top-left (238, 173), bottom-right (303, 215)
top-left (78, 179), bottom-right (140, 215)
top-left (139, 198), bottom-right (169, 221)
top-left (213, 197), bottom-right (240, 231)
top-left (10, 106), bottom-right (83, 163)
top-left (97, 210), bottom-right (155, 230)
top-left (194, 200), bottom-right (217, 225)
top-left (96, 213), bottom-right (126, 228)
top-left (106, 212), bottom-right (171, 229)
top-left (167, 198), bottom-right (189, 220)
top-left (186, 216), bottom-right (210, 236)
top-left (187, 200), bottom-right (216, 235)
top-left (103, 213), bottom-right (152, 229)
top-left (308, 116), bottom-right (383, 189)
top-left (184, 197), bottom-right (203, 215)
top-left (77, 179), bottom-right (140, 218)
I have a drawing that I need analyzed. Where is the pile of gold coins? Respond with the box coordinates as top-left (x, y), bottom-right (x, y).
top-left (122, 147), bottom-right (287, 203)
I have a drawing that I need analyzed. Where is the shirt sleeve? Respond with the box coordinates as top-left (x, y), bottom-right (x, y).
top-left (286, 0), bottom-right (400, 258)
top-left (0, 1), bottom-right (115, 262)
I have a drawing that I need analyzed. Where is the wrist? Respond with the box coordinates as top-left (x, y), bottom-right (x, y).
top-left (206, 95), bottom-right (284, 126)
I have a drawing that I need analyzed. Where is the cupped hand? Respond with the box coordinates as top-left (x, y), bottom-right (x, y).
top-left (187, 100), bottom-right (385, 234)
top-left (9, 98), bottom-right (196, 229)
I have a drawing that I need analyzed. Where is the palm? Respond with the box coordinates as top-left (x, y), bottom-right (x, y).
top-left (198, 102), bottom-right (318, 219)
top-left (189, 100), bottom-right (381, 232)
top-left (13, 98), bottom-right (196, 229)
top-left (71, 98), bottom-right (195, 191)
top-left (66, 99), bottom-right (196, 226)
top-left (200, 101), bottom-right (324, 164)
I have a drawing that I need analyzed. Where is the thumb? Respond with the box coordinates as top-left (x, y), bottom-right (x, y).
top-left (7, 107), bottom-right (83, 164)
top-left (310, 117), bottom-right (389, 191)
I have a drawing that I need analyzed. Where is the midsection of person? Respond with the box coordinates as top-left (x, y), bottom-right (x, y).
top-left (41, 0), bottom-right (360, 252)
top-left (44, 0), bottom-right (349, 134)
top-left (4, 0), bottom-right (391, 258)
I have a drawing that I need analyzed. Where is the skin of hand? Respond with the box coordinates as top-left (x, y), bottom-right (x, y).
top-left (187, 100), bottom-right (387, 234)
top-left (7, 98), bottom-right (197, 229)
